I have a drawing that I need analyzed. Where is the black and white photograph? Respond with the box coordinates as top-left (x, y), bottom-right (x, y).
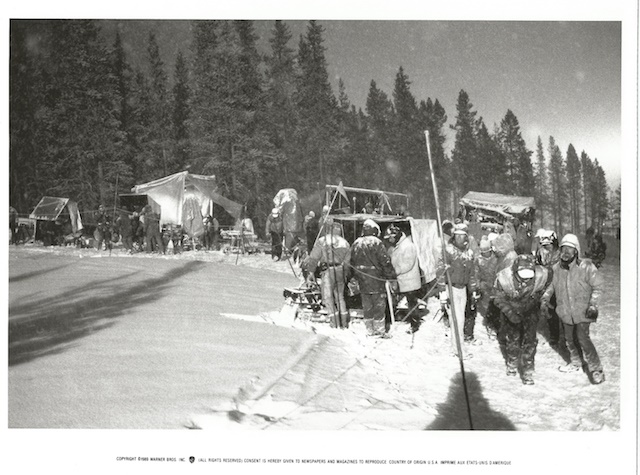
top-left (3, 1), bottom-right (638, 473)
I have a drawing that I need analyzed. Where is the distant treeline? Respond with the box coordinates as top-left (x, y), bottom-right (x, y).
top-left (10, 20), bottom-right (617, 233)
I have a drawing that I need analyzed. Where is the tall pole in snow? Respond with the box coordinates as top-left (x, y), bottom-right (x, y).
top-left (424, 130), bottom-right (474, 430)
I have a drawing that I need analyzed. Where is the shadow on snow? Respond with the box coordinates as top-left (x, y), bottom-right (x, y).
top-left (8, 260), bottom-right (207, 366)
top-left (425, 372), bottom-right (516, 430)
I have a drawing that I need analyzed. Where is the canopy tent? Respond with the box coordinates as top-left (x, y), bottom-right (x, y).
top-left (459, 192), bottom-right (535, 220)
top-left (29, 196), bottom-right (83, 233)
top-left (131, 171), bottom-right (243, 237)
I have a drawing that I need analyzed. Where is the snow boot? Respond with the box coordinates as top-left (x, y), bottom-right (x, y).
top-left (522, 374), bottom-right (534, 385)
top-left (506, 367), bottom-right (517, 377)
top-left (591, 370), bottom-right (606, 384)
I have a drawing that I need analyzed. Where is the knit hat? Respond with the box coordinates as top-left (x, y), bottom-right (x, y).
top-left (479, 237), bottom-right (492, 252)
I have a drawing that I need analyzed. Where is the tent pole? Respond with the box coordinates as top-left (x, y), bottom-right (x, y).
top-left (425, 130), bottom-right (474, 430)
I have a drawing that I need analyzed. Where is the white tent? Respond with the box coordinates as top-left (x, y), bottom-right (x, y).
top-left (131, 171), bottom-right (243, 235)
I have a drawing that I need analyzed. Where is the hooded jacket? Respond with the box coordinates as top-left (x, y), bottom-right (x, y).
top-left (493, 233), bottom-right (518, 273)
top-left (265, 213), bottom-right (283, 235)
top-left (541, 236), bottom-right (603, 325)
top-left (493, 257), bottom-right (552, 324)
top-left (388, 234), bottom-right (421, 293)
top-left (437, 236), bottom-right (478, 291)
top-left (350, 234), bottom-right (396, 294)
top-left (306, 233), bottom-right (351, 273)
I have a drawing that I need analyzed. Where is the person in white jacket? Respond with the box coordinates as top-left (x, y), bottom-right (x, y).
top-left (385, 225), bottom-right (424, 333)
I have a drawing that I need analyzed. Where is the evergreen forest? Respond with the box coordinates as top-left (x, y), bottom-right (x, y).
top-left (9, 20), bottom-right (618, 236)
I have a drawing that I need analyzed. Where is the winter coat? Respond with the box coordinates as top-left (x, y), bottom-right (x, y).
top-left (494, 263), bottom-right (552, 324)
top-left (542, 257), bottom-right (603, 325)
top-left (437, 239), bottom-right (478, 292)
top-left (307, 233), bottom-right (351, 274)
top-left (493, 233), bottom-right (518, 273)
top-left (116, 212), bottom-right (132, 237)
top-left (388, 234), bottom-right (421, 293)
top-left (265, 215), bottom-right (283, 236)
top-left (350, 235), bottom-right (396, 294)
top-left (96, 211), bottom-right (111, 233)
top-left (475, 253), bottom-right (498, 295)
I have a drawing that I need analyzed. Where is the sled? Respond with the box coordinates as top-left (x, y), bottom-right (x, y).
top-left (281, 284), bottom-right (327, 323)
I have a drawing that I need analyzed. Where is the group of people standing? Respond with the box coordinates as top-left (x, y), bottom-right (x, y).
top-left (303, 215), bottom-right (427, 339)
top-left (301, 209), bottom-right (607, 387)
top-left (437, 220), bottom-right (605, 386)
top-left (93, 205), bottom-right (220, 254)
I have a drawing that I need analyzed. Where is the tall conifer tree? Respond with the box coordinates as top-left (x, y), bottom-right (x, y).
top-left (565, 143), bottom-right (582, 232)
top-left (450, 90), bottom-right (477, 200)
top-left (365, 80), bottom-right (394, 191)
top-left (497, 109), bottom-right (534, 195)
top-left (533, 136), bottom-right (550, 228)
top-left (265, 20), bottom-right (297, 188)
top-left (295, 21), bottom-right (339, 188)
top-left (171, 50), bottom-right (191, 172)
top-left (547, 136), bottom-right (567, 235)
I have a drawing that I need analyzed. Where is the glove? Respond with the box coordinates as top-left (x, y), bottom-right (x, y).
top-left (540, 306), bottom-right (551, 320)
top-left (585, 305), bottom-right (599, 322)
top-left (391, 281), bottom-right (399, 294)
top-left (505, 309), bottom-right (521, 324)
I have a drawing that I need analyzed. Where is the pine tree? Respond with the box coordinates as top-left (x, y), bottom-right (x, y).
top-left (10, 21), bottom-right (46, 212)
top-left (547, 136), bottom-right (567, 235)
top-left (334, 78), bottom-right (356, 183)
top-left (109, 30), bottom-right (137, 191)
top-left (171, 50), bottom-right (190, 172)
top-left (391, 67), bottom-right (422, 200)
top-left (450, 90), bottom-right (478, 199)
top-left (533, 136), bottom-right (550, 228)
top-left (295, 21), bottom-right (339, 188)
top-left (580, 151), bottom-right (595, 230)
top-left (565, 144), bottom-right (582, 233)
top-left (264, 20), bottom-right (297, 188)
top-left (232, 20), bottom-right (276, 217)
top-left (37, 20), bottom-right (124, 210)
top-left (365, 80), bottom-right (394, 191)
top-left (146, 31), bottom-right (172, 176)
top-left (497, 110), bottom-right (534, 195)
top-left (610, 183), bottom-right (621, 237)
top-left (591, 160), bottom-right (609, 231)
top-left (474, 117), bottom-right (505, 193)
top-left (189, 20), bottom-right (220, 177)
top-left (419, 98), bottom-right (450, 216)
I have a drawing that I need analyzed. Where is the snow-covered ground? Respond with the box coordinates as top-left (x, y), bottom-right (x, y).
top-left (8, 242), bottom-right (620, 431)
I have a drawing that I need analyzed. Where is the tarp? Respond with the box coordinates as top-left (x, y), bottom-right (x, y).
top-left (131, 171), bottom-right (243, 235)
top-left (29, 196), bottom-right (83, 233)
top-left (330, 212), bottom-right (438, 282)
top-left (460, 192), bottom-right (535, 217)
top-left (273, 188), bottom-right (303, 235)
top-left (409, 218), bottom-right (439, 283)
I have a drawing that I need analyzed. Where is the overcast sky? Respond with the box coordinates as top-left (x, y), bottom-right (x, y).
top-left (252, 20), bottom-right (622, 187)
